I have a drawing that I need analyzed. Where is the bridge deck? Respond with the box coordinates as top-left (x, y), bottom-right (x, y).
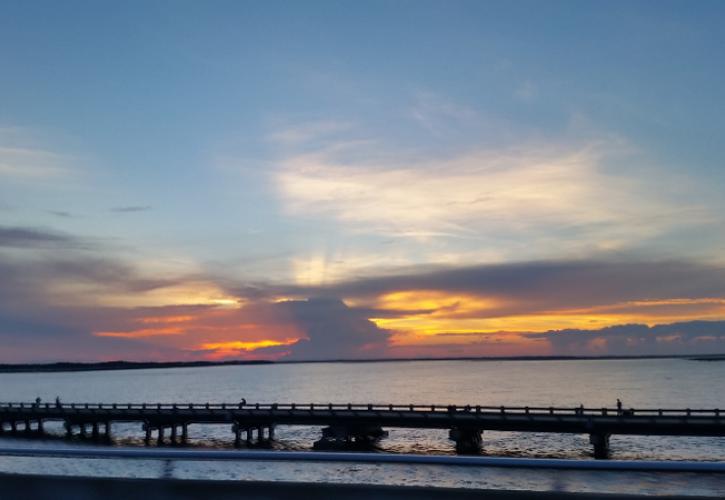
top-left (1, 402), bottom-right (724, 458)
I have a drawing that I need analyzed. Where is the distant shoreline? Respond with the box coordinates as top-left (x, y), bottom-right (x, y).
top-left (1, 354), bottom-right (723, 374)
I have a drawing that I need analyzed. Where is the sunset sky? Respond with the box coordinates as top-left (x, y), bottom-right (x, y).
top-left (2, 1), bottom-right (725, 362)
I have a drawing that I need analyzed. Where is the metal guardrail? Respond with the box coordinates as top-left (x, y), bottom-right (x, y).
top-left (0, 447), bottom-right (724, 473)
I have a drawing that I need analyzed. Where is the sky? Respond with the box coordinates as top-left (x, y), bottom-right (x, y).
top-left (2, 0), bottom-right (725, 362)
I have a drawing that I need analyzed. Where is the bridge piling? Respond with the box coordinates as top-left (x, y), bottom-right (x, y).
top-left (449, 428), bottom-right (483, 454)
top-left (590, 432), bottom-right (611, 459)
top-left (232, 423), bottom-right (241, 447)
top-left (314, 424), bottom-right (388, 450)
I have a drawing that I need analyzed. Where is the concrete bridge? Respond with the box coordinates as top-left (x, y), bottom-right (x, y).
top-left (1, 402), bottom-right (724, 458)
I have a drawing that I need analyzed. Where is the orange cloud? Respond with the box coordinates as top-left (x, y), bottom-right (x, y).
top-left (94, 326), bottom-right (185, 338)
top-left (137, 315), bottom-right (195, 324)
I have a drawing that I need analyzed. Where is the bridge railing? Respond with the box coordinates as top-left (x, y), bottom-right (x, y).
top-left (0, 402), bottom-right (722, 417)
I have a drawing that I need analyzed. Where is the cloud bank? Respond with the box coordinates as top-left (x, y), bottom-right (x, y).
top-left (2, 224), bottom-right (725, 362)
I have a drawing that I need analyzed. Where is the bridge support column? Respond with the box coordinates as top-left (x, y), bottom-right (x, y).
top-left (314, 425), bottom-right (388, 450)
top-left (170, 424), bottom-right (178, 444)
top-left (157, 426), bottom-right (165, 445)
top-left (143, 422), bottom-right (152, 445)
top-left (449, 428), bottom-right (483, 454)
top-left (181, 424), bottom-right (188, 443)
top-left (590, 432), bottom-right (611, 459)
top-left (232, 423), bottom-right (242, 447)
top-left (92, 422), bottom-right (100, 439)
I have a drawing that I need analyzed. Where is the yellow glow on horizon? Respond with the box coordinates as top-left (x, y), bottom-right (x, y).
top-left (199, 339), bottom-right (298, 351)
top-left (376, 290), bottom-right (502, 316)
top-left (371, 294), bottom-right (725, 344)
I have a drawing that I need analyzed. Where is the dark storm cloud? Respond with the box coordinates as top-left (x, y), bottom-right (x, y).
top-left (254, 259), bottom-right (725, 317)
top-left (277, 298), bottom-right (390, 360)
top-left (110, 205), bottom-right (152, 213)
top-left (540, 320), bottom-right (725, 356)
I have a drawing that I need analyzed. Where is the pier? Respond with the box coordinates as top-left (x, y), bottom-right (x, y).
top-left (1, 402), bottom-right (724, 458)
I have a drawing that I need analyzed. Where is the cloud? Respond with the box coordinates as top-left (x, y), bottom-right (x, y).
top-left (1, 224), bottom-right (724, 362)
top-left (0, 226), bottom-right (82, 249)
top-left (110, 205), bottom-right (152, 213)
top-left (267, 120), bottom-right (353, 146)
top-left (279, 298), bottom-right (390, 360)
top-left (410, 91), bottom-right (477, 134)
top-left (283, 259), bottom-right (725, 316)
top-left (0, 228), bottom-right (181, 310)
top-left (0, 146), bottom-right (71, 179)
top-left (274, 139), bottom-right (702, 253)
top-left (541, 320), bottom-right (725, 356)
top-left (0, 127), bottom-right (74, 180)
top-left (47, 210), bottom-right (73, 218)
top-left (0, 228), bottom-right (393, 362)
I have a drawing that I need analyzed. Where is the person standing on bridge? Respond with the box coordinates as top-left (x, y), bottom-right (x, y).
top-left (55, 396), bottom-right (61, 408)
top-left (617, 398), bottom-right (623, 415)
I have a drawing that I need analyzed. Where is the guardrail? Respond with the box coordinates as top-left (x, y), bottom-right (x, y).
top-left (0, 447), bottom-right (725, 472)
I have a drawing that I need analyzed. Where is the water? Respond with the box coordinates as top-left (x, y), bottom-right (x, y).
top-left (1, 358), bottom-right (724, 495)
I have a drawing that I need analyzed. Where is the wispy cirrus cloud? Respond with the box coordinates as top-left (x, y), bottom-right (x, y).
top-left (0, 127), bottom-right (76, 181)
top-left (47, 210), bottom-right (74, 218)
top-left (110, 205), bottom-right (152, 213)
top-left (274, 139), bottom-right (705, 254)
top-left (267, 120), bottom-right (353, 146)
top-left (410, 91), bottom-right (477, 134)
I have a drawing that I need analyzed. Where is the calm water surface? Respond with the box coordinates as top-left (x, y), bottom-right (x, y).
top-left (1, 359), bottom-right (724, 495)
